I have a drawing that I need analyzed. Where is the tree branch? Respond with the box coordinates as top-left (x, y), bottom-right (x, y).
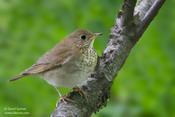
top-left (135, 0), bottom-right (166, 40)
top-left (51, 0), bottom-right (166, 116)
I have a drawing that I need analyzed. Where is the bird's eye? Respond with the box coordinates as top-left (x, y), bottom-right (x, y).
top-left (80, 35), bottom-right (86, 40)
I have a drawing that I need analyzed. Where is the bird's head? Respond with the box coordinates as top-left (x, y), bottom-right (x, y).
top-left (69, 29), bottom-right (102, 49)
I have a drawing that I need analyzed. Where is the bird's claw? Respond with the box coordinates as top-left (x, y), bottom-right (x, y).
top-left (73, 86), bottom-right (88, 102)
top-left (56, 96), bottom-right (75, 107)
top-left (60, 96), bottom-right (75, 103)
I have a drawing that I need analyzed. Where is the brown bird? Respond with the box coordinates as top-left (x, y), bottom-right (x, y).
top-left (10, 29), bottom-right (101, 97)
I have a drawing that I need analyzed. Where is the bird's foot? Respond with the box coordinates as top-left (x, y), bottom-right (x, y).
top-left (56, 96), bottom-right (75, 107)
top-left (59, 96), bottom-right (69, 104)
top-left (73, 86), bottom-right (88, 102)
top-left (60, 95), bottom-right (76, 103)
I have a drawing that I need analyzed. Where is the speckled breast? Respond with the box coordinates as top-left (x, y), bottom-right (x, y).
top-left (77, 48), bottom-right (98, 73)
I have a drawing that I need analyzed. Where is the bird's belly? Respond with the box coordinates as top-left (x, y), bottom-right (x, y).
top-left (41, 48), bottom-right (97, 88)
top-left (41, 67), bottom-right (89, 88)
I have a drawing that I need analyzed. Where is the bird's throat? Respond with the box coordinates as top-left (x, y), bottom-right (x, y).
top-left (90, 39), bottom-right (95, 48)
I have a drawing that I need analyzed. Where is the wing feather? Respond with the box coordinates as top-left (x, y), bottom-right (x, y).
top-left (10, 40), bottom-right (75, 81)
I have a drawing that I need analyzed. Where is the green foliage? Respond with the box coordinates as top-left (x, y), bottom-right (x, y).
top-left (0, 0), bottom-right (175, 117)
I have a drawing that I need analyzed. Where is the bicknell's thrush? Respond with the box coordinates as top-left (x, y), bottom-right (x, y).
top-left (10, 29), bottom-right (102, 97)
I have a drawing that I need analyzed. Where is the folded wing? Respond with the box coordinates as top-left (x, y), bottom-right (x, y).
top-left (10, 41), bottom-right (73, 81)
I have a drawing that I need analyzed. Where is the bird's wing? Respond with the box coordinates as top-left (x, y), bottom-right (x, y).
top-left (10, 41), bottom-right (75, 81)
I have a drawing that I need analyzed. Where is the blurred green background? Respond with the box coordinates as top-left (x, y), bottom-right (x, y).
top-left (0, 0), bottom-right (175, 117)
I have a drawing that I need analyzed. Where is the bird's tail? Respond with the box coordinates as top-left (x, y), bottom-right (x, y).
top-left (9, 74), bottom-right (29, 82)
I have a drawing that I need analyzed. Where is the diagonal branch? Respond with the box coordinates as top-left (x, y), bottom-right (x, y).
top-left (118, 0), bottom-right (137, 27)
top-left (135, 0), bottom-right (166, 40)
top-left (51, 0), bottom-right (166, 117)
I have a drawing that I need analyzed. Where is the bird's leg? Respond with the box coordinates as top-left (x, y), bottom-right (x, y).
top-left (54, 87), bottom-right (66, 105)
top-left (54, 87), bottom-right (69, 104)
top-left (54, 87), bottom-right (75, 105)
top-left (54, 86), bottom-right (62, 98)
top-left (73, 86), bottom-right (88, 102)
top-left (73, 86), bottom-right (84, 97)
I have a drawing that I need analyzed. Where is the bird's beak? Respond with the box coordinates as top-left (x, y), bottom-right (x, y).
top-left (94, 33), bottom-right (102, 37)
top-left (91, 32), bottom-right (102, 40)
top-left (90, 33), bottom-right (102, 48)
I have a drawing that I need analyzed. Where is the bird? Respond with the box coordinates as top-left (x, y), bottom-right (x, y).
top-left (10, 29), bottom-right (102, 98)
